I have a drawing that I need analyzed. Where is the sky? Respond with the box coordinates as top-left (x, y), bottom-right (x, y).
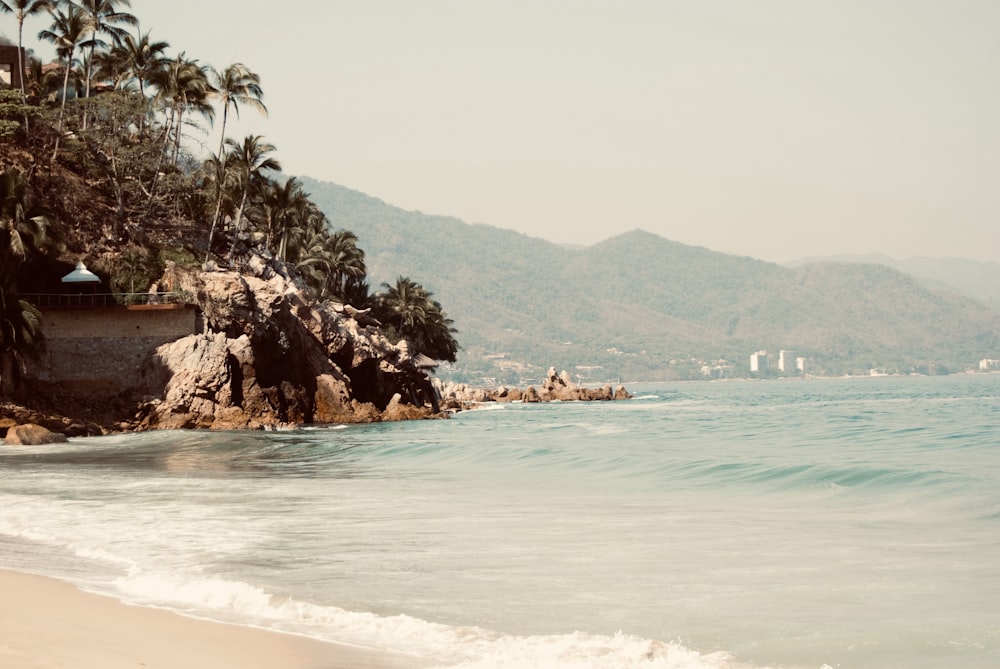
top-left (9, 0), bottom-right (1000, 263)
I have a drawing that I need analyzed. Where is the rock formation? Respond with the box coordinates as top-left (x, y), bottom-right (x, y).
top-left (436, 366), bottom-right (631, 410)
top-left (133, 257), bottom-right (441, 430)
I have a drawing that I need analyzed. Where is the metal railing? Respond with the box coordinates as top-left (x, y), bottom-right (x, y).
top-left (21, 291), bottom-right (193, 308)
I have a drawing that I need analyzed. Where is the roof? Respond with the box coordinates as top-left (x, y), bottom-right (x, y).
top-left (61, 261), bottom-right (101, 284)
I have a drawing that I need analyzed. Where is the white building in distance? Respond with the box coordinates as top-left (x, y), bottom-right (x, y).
top-left (750, 351), bottom-right (769, 373)
top-left (779, 350), bottom-right (795, 373)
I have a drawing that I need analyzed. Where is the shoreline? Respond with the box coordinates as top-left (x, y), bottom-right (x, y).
top-left (0, 569), bottom-right (432, 669)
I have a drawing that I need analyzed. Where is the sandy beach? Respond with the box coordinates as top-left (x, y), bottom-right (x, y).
top-left (0, 569), bottom-right (430, 669)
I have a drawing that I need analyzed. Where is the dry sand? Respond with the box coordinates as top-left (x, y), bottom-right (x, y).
top-left (0, 569), bottom-right (432, 669)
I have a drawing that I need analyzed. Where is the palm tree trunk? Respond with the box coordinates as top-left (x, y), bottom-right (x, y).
top-left (82, 36), bottom-right (96, 130)
top-left (144, 110), bottom-right (175, 213)
top-left (51, 50), bottom-right (75, 164)
top-left (205, 164), bottom-right (226, 264)
top-left (227, 186), bottom-right (250, 265)
top-left (16, 20), bottom-right (29, 133)
top-left (217, 104), bottom-right (229, 159)
top-left (172, 105), bottom-right (185, 165)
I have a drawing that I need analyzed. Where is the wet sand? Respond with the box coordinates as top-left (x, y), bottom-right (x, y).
top-left (0, 569), bottom-right (431, 669)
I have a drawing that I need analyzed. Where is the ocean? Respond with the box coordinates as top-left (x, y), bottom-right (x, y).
top-left (1, 374), bottom-right (998, 668)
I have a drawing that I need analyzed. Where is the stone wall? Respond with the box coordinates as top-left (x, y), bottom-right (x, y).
top-left (32, 305), bottom-right (200, 392)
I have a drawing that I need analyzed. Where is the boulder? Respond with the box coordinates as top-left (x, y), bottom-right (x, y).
top-left (381, 393), bottom-right (437, 422)
top-left (5, 423), bottom-right (68, 445)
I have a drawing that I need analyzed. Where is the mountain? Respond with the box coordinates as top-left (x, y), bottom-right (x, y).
top-left (299, 177), bottom-right (1000, 382)
top-left (788, 254), bottom-right (1000, 310)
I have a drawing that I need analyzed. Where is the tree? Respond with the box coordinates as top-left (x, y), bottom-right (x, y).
top-left (99, 27), bottom-right (168, 97)
top-left (0, 0), bottom-right (53, 129)
top-left (319, 228), bottom-right (366, 300)
top-left (37, 1), bottom-right (92, 161)
top-left (150, 52), bottom-right (214, 166)
top-left (0, 286), bottom-right (43, 397)
top-left (223, 134), bottom-right (280, 263)
top-left (1, 166), bottom-right (53, 289)
top-left (294, 227), bottom-right (367, 303)
top-left (78, 0), bottom-right (137, 103)
top-left (202, 151), bottom-right (237, 262)
top-left (0, 167), bottom-right (49, 397)
top-left (75, 91), bottom-right (157, 226)
top-left (376, 276), bottom-right (458, 362)
top-left (258, 176), bottom-right (307, 261)
top-left (209, 62), bottom-right (266, 159)
top-left (0, 86), bottom-right (39, 139)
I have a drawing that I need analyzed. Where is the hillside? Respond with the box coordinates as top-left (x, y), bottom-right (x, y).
top-left (299, 177), bottom-right (1000, 382)
top-left (788, 253), bottom-right (1000, 310)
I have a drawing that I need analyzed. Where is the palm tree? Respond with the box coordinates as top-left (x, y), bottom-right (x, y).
top-left (375, 276), bottom-right (458, 362)
top-left (1, 166), bottom-right (52, 289)
top-left (150, 52), bottom-right (214, 165)
top-left (0, 286), bottom-right (43, 397)
top-left (320, 229), bottom-right (366, 300)
top-left (258, 176), bottom-right (307, 261)
top-left (78, 0), bottom-right (137, 101)
top-left (294, 227), bottom-right (367, 303)
top-left (378, 275), bottom-right (428, 331)
top-left (0, 0), bottom-right (52, 125)
top-left (38, 1), bottom-right (92, 160)
top-left (102, 27), bottom-right (168, 97)
top-left (209, 62), bottom-right (267, 159)
top-left (0, 167), bottom-right (49, 396)
top-left (224, 134), bottom-right (280, 263)
top-left (202, 150), bottom-right (237, 262)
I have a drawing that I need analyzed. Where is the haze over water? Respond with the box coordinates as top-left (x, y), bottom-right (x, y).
top-left (1, 374), bottom-right (998, 668)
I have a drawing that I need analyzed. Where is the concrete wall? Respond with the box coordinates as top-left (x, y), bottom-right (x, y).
top-left (0, 46), bottom-right (25, 90)
top-left (32, 304), bottom-right (199, 392)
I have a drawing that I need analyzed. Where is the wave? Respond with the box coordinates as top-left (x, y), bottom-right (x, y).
top-left (107, 569), bottom-right (768, 669)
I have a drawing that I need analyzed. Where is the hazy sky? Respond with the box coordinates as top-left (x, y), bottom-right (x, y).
top-left (12, 1), bottom-right (1000, 263)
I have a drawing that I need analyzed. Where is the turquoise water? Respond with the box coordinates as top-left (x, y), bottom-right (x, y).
top-left (1, 374), bottom-right (998, 668)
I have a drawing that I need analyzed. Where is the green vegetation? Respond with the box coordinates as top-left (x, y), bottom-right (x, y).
top-left (374, 276), bottom-right (458, 363)
top-left (0, 0), bottom-right (458, 396)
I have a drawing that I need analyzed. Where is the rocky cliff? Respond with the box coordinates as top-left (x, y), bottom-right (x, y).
top-left (133, 256), bottom-right (441, 430)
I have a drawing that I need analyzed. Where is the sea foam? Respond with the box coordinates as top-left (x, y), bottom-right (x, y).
top-left (108, 569), bottom-right (768, 669)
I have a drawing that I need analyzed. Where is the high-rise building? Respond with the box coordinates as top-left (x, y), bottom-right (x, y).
top-left (750, 351), bottom-right (769, 372)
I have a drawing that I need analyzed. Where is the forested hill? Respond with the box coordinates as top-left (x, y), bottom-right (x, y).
top-left (299, 176), bottom-right (1000, 382)
top-left (788, 253), bottom-right (1000, 311)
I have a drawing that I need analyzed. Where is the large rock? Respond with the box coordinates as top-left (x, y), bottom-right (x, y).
top-left (5, 423), bottom-right (68, 445)
top-left (135, 259), bottom-right (440, 430)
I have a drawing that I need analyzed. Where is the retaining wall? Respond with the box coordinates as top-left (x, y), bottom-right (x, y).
top-left (32, 304), bottom-right (200, 392)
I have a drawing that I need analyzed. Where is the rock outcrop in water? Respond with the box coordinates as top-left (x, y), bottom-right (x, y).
top-left (133, 257), bottom-right (441, 430)
top-left (436, 366), bottom-right (631, 410)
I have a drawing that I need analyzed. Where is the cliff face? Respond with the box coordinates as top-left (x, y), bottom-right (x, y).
top-left (134, 257), bottom-right (440, 430)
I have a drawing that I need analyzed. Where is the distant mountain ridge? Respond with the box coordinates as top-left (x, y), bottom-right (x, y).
top-left (299, 176), bottom-right (1000, 382)
top-left (788, 253), bottom-right (1000, 310)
